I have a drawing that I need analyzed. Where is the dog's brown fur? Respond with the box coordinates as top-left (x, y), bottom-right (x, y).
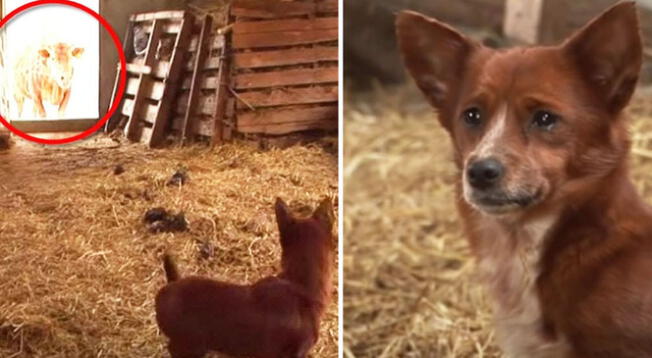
top-left (155, 198), bottom-right (335, 358)
top-left (397, 2), bottom-right (652, 357)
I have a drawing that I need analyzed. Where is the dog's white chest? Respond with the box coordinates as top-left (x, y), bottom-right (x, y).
top-left (478, 215), bottom-right (570, 358)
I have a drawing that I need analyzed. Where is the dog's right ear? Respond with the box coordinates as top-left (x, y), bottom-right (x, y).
top-left (561, 1), bottom-right (642, 114)
top-left (313, 198), bottom-right (334, 233)
top-left (396, 11), bottom-right (479, 125)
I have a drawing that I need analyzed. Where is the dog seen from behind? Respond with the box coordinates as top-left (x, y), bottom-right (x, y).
top-left (397, 2), bottom-right (652, 357)
top-left (156, 198), bottom-right (335, 358)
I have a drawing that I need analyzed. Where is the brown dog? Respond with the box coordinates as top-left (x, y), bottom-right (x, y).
top-left (155, 198), bottom-right (335, 358)
top-left (397, 2), bottom-right (652, 357)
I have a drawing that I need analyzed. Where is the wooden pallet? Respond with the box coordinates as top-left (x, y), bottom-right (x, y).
top-left (169, 10), bottom-right (231, 144)
top-left (106, 11), bottom-right (193, 147)
top-left (228, 0), bottom-right (338, 136)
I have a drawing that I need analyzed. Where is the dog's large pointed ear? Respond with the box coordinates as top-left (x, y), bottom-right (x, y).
top-left (562, 1), bottom-right (642, 114)
top-left (313, 197), bottom-right (334, 233)
top-left (275, 197), bottom-right (292, 234)
top-left (396, 11), bottom-right (479, 121)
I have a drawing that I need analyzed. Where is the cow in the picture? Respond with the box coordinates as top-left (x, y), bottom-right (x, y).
top-left (12, 42), bottom-right (84, 118)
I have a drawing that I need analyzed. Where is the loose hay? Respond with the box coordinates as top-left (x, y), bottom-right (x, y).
top-left (0, 137), bottom-right (338, 358)
top-left (343, 85), bottom-right (652, 358)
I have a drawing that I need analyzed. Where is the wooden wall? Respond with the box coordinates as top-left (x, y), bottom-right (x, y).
top-left (230, 0), bottom-right (338, 136)
top-left (345, 0), bottom-right (652, 86)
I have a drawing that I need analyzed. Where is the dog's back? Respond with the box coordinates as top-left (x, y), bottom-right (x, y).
top-left (155, 275), bottom-right (317, 357)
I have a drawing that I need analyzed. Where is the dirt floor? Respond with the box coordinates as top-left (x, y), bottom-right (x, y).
top-left (343, 85), bottom-right (652, 357)
top-left (0, 136), bottom-right (338, 357)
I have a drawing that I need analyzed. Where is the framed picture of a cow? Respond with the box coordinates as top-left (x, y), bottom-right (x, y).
top-left (1, 0), bottom-right (99, 132)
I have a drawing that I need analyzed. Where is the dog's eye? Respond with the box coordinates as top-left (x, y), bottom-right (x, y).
top-left (462, 107), bottom-right (482, 127)
top-left (532, 110), bottom-right (558, 131)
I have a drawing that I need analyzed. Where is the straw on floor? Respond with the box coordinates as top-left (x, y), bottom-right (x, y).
top-left (0, 137), bottom-right (338, 358)
top-left (343, 85), bottom-right (652, 358)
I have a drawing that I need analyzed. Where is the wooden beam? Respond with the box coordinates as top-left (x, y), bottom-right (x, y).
top-left (182, 15), bottom-right (212, 141)
top-left (146, 13), bottom-right (194, 147)
top-left (212, 28), bottom-right (230, 144)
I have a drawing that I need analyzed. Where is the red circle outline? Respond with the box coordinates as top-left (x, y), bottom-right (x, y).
top-left (0, 0), bottom-right (127, 145)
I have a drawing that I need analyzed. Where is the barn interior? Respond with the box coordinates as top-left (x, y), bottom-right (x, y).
top-left (344, 1), bottom-right (652, 357)
top-left (0, 0), bottom-right (338, 357)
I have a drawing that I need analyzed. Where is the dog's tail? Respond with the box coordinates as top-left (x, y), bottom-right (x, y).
top-left (162, 254), bottom-right (180, 282)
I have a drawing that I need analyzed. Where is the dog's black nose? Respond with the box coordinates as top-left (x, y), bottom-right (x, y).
top-left (467, 158), bottom-right (504, 189)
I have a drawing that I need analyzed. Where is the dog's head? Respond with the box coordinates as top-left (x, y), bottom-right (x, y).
top-left (397, 2), bottom-right (642, 216)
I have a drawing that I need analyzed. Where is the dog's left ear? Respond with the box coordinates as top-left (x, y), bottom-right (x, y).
top-left (562, 1), bottom-right (642, 114)
top-left (275, 197), bottom-right (293, 234)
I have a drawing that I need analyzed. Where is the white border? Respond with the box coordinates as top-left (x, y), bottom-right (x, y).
top-left (337, 0), bottom-right (344, 356)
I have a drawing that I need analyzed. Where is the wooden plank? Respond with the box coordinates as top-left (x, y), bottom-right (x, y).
top-left (141, 104), bottom-right (159, 123)
top-left (234, 46), bottom-right (337, 69)
top-left (125, 18), bottom-right (164, 140)
top-left (503, 0), bottom-right (564, 44)
top-left (233, 29), bottom-right (338, 49)
top-left (189, 34), bottom-right (224, 51)
top-left (171, 116), bottom-right (214, 137)
top-left (126, 63), bottom-right (152, 75)
top-left (182, 76), bottom-right (218, 90)
top-left (153, 56), bottom-right (218, 77)
top-left (122, 99), bottom-right (134, 117)
top-left (237, 105), bottom-right (337, 127)
top-left (126, 78), bottom-right (165, 100)
top-left (239, 118), bottom-right (336, 135)
top-left (233, 17), bottom-right (337, 34)
top-left (146, 13), bottom-right (194, 147)
top-left (182, 15), bottom-right (212, 140)
top-left (235, 67), bottom-right (337, 89)
top-left (151, 61), bottom-right (169, 78)
top-left (122, 100), bottom-right (158, 123)
top-left (185, 56), bottom-right (221, 71)
top-left (223, 98), bottom-right (235, 140)
top-left (131, 11), bottom-right (186, 22)
top-left (232, 1), bottom-right (315, 19)
top-left (141, 126), bottom-right (154, 143)
top-left (236, 85), bottom-right (338, 109)
top-left (176, 94), bottom-right (217, 116)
